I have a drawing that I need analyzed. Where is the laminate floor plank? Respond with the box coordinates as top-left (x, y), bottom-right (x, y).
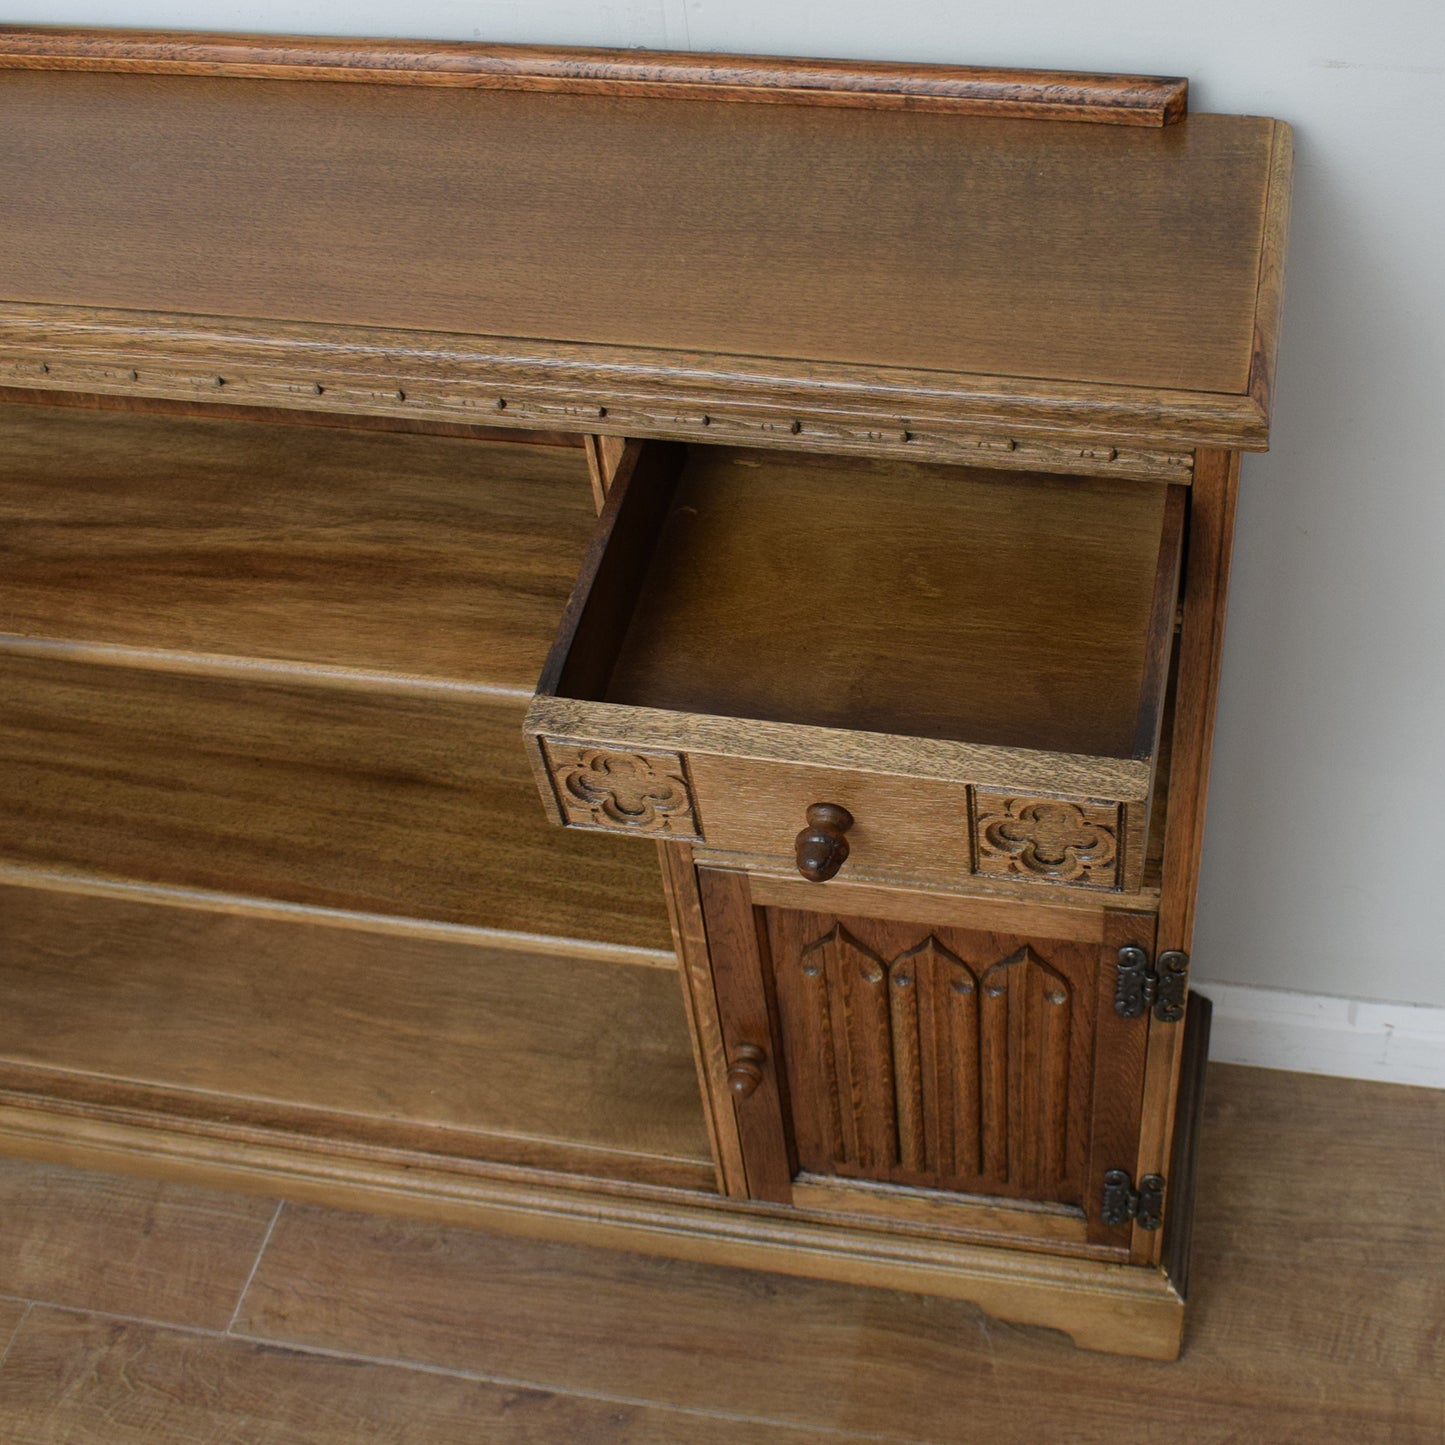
top-left (0, 1160), bottom-right (276, 1331)
top-left (0, 1301), bottom-right (27, 1364)
top-left (231, 1064), bottom-right (1445, 1444)
top-left (0, 1309), bottom-right (847, 1445)
top-left (0, 1066), bottom-right (1438, 1442)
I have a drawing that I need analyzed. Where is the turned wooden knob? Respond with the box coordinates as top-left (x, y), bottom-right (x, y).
top-left (794, 803), bottom-right (854, 883)
top-left (726, 1043), bottom-right (767, 1098)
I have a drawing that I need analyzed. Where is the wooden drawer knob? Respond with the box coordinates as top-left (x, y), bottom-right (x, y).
top-left (794, 803), bottom-right (854, 883)
top-left (727, 1043), bottom-right (768, 1098)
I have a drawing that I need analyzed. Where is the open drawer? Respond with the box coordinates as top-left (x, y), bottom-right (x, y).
top-left (524, 442), bottom-right (1185, 893)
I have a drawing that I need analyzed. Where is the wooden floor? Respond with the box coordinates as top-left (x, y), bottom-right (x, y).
top-left (0, 1063), bottom-right (1439, 1443)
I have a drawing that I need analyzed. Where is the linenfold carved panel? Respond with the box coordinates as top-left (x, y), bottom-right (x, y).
top-left (768, 912), bottom-right (1087, 1203)
top-left (973, 792), bottom-right (1121, 889)
top-left (542, 740), bottom-right (701, 839)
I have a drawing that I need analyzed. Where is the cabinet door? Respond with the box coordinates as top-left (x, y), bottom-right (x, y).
top-left (698, 868), bottom-right (1152, 1245)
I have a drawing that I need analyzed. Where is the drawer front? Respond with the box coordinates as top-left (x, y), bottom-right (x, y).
top-left (531, 732), bottom-right (1149, 892)
top-left (691, 754), bottom-right (973, 882)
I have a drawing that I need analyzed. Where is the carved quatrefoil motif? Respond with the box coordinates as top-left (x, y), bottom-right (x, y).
top-left (548, 744), bottom-right (700, 837)
top-left (975, 794), bottom-right (1119, 887)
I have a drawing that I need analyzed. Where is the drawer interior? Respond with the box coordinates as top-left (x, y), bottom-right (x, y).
top-left (549, 443), bottom-right (1185, 764)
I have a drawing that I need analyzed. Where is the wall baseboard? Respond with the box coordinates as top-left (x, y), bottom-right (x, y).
top-left (1197, 982), bottom-right (1445, 1090)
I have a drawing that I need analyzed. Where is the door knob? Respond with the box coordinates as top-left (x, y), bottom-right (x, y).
top-left (726, 1043), bottom-right (767, 1098)
top-left (794, 802), bottom-right (854, 883)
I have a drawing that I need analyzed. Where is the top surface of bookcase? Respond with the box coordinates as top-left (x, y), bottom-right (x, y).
top-left (0, 28), bottom-right (1290, 451)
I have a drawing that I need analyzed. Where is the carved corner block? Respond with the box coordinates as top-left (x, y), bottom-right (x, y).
top-left (541, 740), bottom-right (702, 840)
top-left (973, 792), bottom-right (1121, 889)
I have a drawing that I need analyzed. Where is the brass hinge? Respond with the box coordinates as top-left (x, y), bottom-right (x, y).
top-left (1102, 1169), bottom-right (1166, 1230)
top-left (1114, 946), bottom-right (1189, 1022)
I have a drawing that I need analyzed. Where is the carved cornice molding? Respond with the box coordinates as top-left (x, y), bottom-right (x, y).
top-left (0, 304), bottom-right (1250, 467)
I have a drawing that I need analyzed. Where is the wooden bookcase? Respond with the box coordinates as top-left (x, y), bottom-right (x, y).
top-left (0, 27), bottom-right (1290, 1359)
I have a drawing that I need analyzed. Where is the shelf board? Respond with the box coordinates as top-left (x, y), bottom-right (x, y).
top-left (0, 400), bottom-right (596, 693)
top-left (0, 654), bottom-right (673, 953)
top-left (0, 884), bottom-right (713, 1188)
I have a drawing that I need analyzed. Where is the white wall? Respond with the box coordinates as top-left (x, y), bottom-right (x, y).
top-left (11, 2), bottom-right (1445, 1019)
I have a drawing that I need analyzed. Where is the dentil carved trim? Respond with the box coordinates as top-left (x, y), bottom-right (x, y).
top-left (543, 741), bottom-right (700, 839)
top-left (973, 792), bottom-right (1120, 888)
top-left (0, 351), bottom-right (1196, 481)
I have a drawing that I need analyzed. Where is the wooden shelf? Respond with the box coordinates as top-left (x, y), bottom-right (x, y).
top-left (0, 401), bottom-right (596, 693)
top-left (605, 447), bottom-right (1181, 760)
top-left (0, 884), bottom-right (713, 1189)
top-left (0, 653), bottom-right (673, 953)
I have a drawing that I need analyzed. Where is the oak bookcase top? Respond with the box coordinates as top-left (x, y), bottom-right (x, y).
top-left (0, 27), bottom-right (1290, 454)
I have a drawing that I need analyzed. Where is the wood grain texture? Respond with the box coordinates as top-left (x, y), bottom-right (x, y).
top-left (0, 1309), bottom-right (825, 1445)
top-left (1248, 122), bottom-right (1295, 423)
top-left (532, 694), bottom-right (1153, 804)
top-left (760, 908), bottom-right (1106, 1208)
top-left (0, 654), bottom-right (672, 951)
top-left (603, 447), bottom-right (1176, 758)
top-left (235, 1197), bottom-right (1183, 1370)
top-left (1160, 991), bottom-right (1210, 1299)
top-left (215, 1065), bottom-right (1444, 1436)
top-left (788, 1175), bottom-right (1093, 1251)
top-left (0, 886), bottom-right (712, 1182)
top-left (745, 872), bottom-right (1117, 944)
top-left (581, 433), bottom-right (634, 513)
top-left (1136, 449), bottom-right (1241, 1257)
top-left (0, 864), bottom-right (673, 968)
top-left (0, 380), bottom-right (585, 446)
top-left (0, 70), bottom-right (1279, 404)
top-left (0, 1298), bottom-right (25, 1361)
top-left (540, 437), bottom-right (686, 705)
top-left (686, 753), bottom-right (972, 884)
top-left (0, 303), bottom-right (1262, 454)
top-left (0, 1097), bottom-right (1185, 1355)
top-left (1087, 911), bottom-right (1155, 1247)
top-left (0, 1157), bottom-right (275, 1328)
top-left (697, 869), bottom-right (795, 1203)
top-left (657, 842), bottom-right (748, 1197)
top-left (726, 841), bottom-right (1161, 913)
top-left (1133, 482), bottom-right (1188, 759)
top-left (0, 28), bottom-right (1187, 125)
top-left (529, 443), bottom-right (1176, 883)
top-left (0, 401), bottom-right (594, 693)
